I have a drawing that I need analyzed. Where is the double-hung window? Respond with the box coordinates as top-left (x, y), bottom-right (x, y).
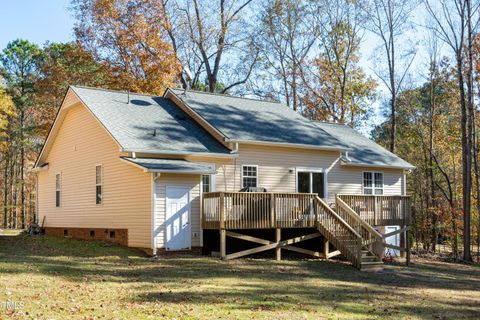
top-left (96, 165), bottom-right (103, 204)
top-left (55, 173), bottom-right (61, 207)
top-left (363, 172), bottom-right (383, 195)
top-left (202, 174), bottom-right (215, 193)
top-left (242, 165), bottom-right (258, 188)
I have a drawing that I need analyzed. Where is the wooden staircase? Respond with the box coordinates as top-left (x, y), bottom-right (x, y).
top-left (313, 196), bottom-right (384, 271)
top-left (361, 250), bottom-right (383, 271)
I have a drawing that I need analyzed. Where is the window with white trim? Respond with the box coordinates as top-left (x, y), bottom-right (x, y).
top-left (363, 172), bottom-right (383, 195)
top-left (202, 175), bottom-right (212, 193)
top-left (96, 165), bottom-right (103, 204)
top-left (242, 165), bottom-right (258, 188)
top-left (55, 173), bottom-right (61, 207)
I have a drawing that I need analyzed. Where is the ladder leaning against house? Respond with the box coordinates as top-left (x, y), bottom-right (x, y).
top-left (201, 192), bottom-right (411, 270)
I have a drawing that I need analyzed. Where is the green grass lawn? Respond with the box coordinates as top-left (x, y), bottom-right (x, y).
top-left (0, 231), bottom-right (479, 319)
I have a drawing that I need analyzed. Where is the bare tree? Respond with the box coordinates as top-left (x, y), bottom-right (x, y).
top-left (299, 0), bottom-right (377, 127)
top-left (425, 0), bottom-right (479, 261)
top-left (162, 0), bottom-right (258, 93)
top-left (362, 0), bottom-right (418, 152)
top-left (425, 28), bottom-right (440, 251)
top-left (256, 0), bottom-right (317, 110)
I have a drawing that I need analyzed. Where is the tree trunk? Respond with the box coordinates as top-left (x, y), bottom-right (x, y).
top-left (3, 155), bottom-right (9, 228)
top-left (455, 49), bottom-right (471, 261)
top-left (20, 110), bottom-right (25, 229)
top-left (429, 61), bottom-right (437, 252)
top-left (464, 0), bottom-right (473, 261)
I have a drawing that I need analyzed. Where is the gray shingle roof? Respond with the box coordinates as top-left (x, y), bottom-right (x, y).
top-left (69, 86), bottom-right (413, 169)
top-left (170, 89), bottom-right (348, 150)
top-left (71, 86), bottom-right (231, 155)
top-left (122, 157), bottom-right (216, 173)
top-left (313, 121), bottom-right (414, 169)
top-left (169, 89), bottom-right (414, 169)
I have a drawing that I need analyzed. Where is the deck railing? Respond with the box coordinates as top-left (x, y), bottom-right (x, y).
top-left (202, 192), bottom-right (318, 230)
top-left (337, 194), bottom-right (411, 226)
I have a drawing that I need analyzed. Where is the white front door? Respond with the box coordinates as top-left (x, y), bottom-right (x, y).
top-left (166, 186), bottom-right (191, 251)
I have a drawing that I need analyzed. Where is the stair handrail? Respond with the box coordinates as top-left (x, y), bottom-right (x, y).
top-left (316, 197), bottom-right (362, 238)
top-left (335, 196), bottom-right (383, 241)
top-left (314, 196), bottom-right (363, 269)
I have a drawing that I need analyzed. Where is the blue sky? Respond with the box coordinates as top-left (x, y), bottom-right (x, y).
top-left (0, 0), bottom-right (74, 50)
top-left (0, 1), bottom-right (430, 134)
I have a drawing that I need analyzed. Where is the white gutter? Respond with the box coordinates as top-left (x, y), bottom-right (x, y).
top-left (340, 160), bottom-right (415, 170)
top-left (120, 158), bottom-right (217, 174)
top-left (145, 169), bottom-right (217, 174)
top-left (30, 164), bottom-right (49, 173)
top-left (121, 149), bottom-right (238, 158)
top-left (224, 139), bottom-right (348, 152)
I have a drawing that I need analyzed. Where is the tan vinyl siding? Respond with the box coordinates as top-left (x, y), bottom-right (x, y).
top-left (153, 174), bottom-right (201, 249)
top-left (192, 144), bottom-right (405, 203)
top-left (37, 103), bottom-right (152, 248)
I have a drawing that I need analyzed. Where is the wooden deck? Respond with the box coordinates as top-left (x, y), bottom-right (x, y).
top-left (201, 192), bottom-right (411, 270)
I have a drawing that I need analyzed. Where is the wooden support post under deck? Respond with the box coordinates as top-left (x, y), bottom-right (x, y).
top-left (219, 192), bottom-right (226, 259)
top-left (220, 229), bottom-right (226, 260)
top-left (275, 228), bottom-right (281, 261)
top-left (406, 226), bottom-right (411, 266)
top-left (323, 239), bottom-right (329, 259)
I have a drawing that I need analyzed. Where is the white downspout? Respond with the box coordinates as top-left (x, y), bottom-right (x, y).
top-left (151, 173), bottom-right (157, 256)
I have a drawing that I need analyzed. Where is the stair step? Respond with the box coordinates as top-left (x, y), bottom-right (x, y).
top-left (361, 261), bottom-right (384, 272)
top-left (361, 251), bottom-right (377, 258)
top-left (361, 256), bottom-right (379, 262)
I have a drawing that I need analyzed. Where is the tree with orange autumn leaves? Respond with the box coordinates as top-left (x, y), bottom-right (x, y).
top-left (72, 0), bottom-right (181, 95)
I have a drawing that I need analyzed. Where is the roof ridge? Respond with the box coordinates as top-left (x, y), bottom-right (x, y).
top-left (310, 119), bottom-right (349, 126)
top-left (170, 87), bottom-right (286, 106)
top-left (71, 85), bottom-right (161, 98)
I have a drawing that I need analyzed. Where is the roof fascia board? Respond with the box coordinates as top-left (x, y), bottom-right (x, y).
top-left (340, 160), bottom-right (415, 170)
top-left (120, 158), bottom-right (216, 174)
top-left (34, 88), bottom-right (74, 167)
top-left (35, 86), bottom-right (124, 168)
top-left (164, 88), bottom-right (231, 148)
top-left (230, 139), bottom-right (347, 152)
top-left (120, 158), bottom-right (149, 172)
top-left (122, 149), bottom-right (238, 158)
top-left (146, 169), bottom-right (216, 174)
